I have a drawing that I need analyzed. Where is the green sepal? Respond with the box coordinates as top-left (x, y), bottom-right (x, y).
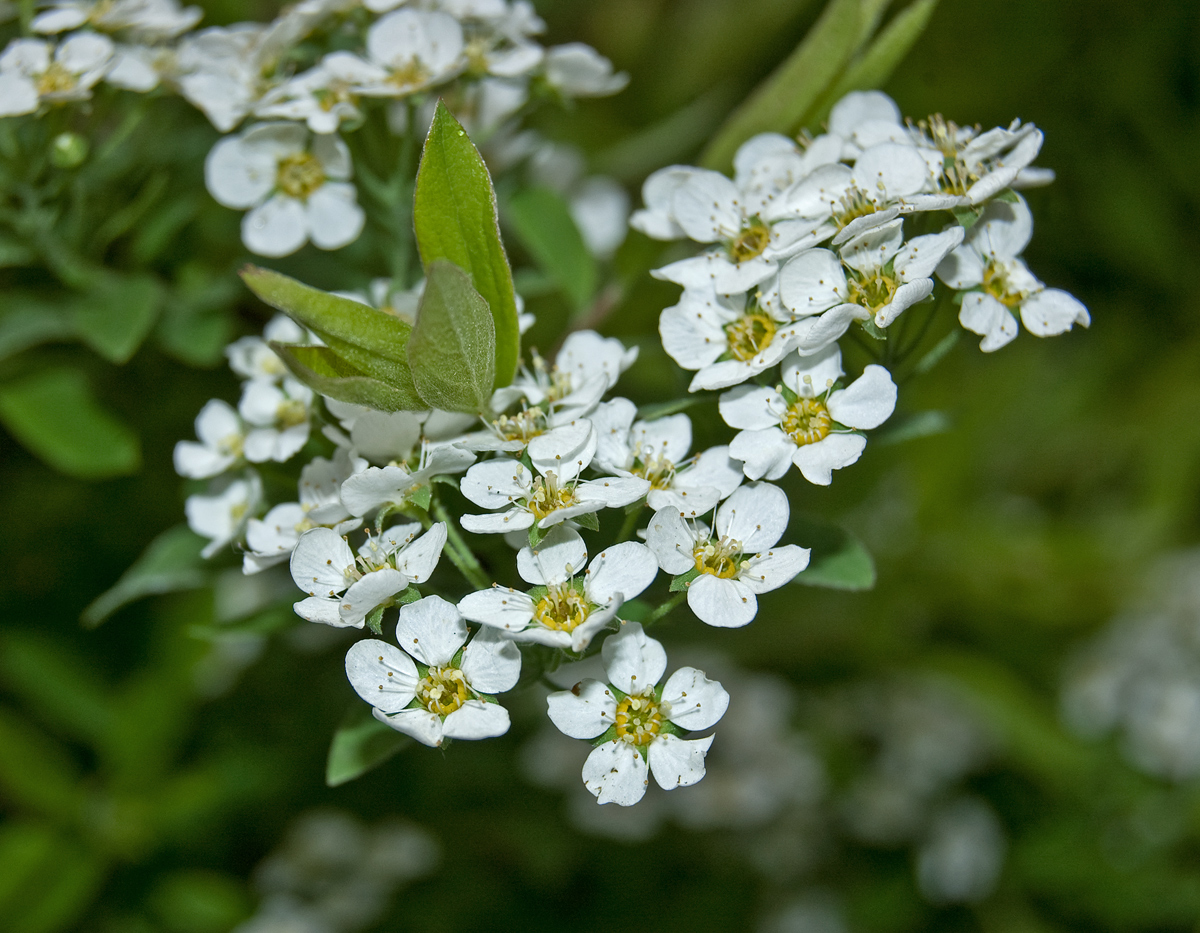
top-left (528, 523), bottom-right (546, 549)
top-left (573, 510), bottom-right (600, 533)
top-left (860, 319), bottom-right (887, 341)
top-left (952, 205), bottom-right (985, 230)
top-left (365, 605), bottom-right (385, 636)
top-left (592, 724), bottom-right (619, 747)
top-left (395, 586), bottom-right (423, 606)
top-left (994, 188), bottom-right (1020, 203)
top-left (779, 382), bottom-right (799, 405)
top-left (407, 483), bottom-right (433, 512)
top-left (669, 568), bottom-right (700, 592)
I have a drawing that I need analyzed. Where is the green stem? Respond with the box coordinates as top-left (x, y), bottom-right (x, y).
top-left (431, 495), bottom-right (490, 590)
top-left (646, 592), bottom-right (686, 625)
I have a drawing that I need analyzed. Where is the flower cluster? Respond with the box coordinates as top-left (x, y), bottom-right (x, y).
top-left (0, 0), bottom-right (627, 257)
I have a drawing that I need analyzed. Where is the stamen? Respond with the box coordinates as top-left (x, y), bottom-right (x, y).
top-left (276, 152), bottom-right (325, 200)
top-left (615, 691), bottom-right (663, 746)
top-left (783, 397), bottom-right (832, 446)
top-left (724, 311), bottom-right (777, 362)
top-left (417, 665), bottom-right (470, 716)
top-left (693, 536), bottom-right (744, 579)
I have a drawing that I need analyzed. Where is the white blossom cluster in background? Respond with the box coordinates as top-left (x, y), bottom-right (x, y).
top-left (1062, 550), bottom-right (1200, 782)
top-left (635, 90), bottom-right (1089, 359)
top-left (233, 809), bottom-right (437, 933)
top-left (0, 0), bottom-right (629, 256)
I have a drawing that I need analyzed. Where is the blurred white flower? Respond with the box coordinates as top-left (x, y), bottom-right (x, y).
top-left (0, 34), bottom-right (112, 116)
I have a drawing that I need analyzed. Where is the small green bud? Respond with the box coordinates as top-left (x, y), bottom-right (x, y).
top-left (51, 132), bottom-right (88, 169)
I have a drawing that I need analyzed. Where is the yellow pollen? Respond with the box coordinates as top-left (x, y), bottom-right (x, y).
top-left (615, 692), bottom-right (663, 746)
top-left (936, 158), bottom-right (981, 197)
top-left (832, 186), bottom-right (880, 230)
top-left (693, 536), bottom-right (743, 579)
top-left (36, 64), bottom-right (77, 96)
top-left (981, 262), bottom-right (1026, 309)
top-left (725, 311), bottom-right (777, 362)
top-left (730, 221), bottom-right (770, 263)
top-left (494, 407), bottom-right (545, 444)
top-left (633, 452), bottom-right (676, 490)
top-left (276, 398), bottom-right (308, 428)
top-left (846, 272), bottom-right (899, 314)
top-left (218, 433), bottom-right (243, 458)
top-left (276, 151), bottom-right (325, 200)
top-left (528, 473), bottom-right (577, 521)
top-left (533, 585), bottom-right (590, 632)
top-left (388, 59), bottom-right (430, 89)
top-left (417, 665), bottom-right (469, 716)
top-left (916, 113), bottom-right (978, 159)
top-left (464, 38), bottom-right (491, 76)
top-left (783, 397), bottom-right (832, 446)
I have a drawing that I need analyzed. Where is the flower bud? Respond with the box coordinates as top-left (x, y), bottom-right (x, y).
top-left (51, 132), bottom-right (88, 169)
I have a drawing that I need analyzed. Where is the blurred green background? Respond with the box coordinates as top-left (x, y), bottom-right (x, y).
top-left (2, 0), bottom-right (1199, 931)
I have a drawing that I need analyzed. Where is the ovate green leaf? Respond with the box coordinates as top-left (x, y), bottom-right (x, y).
top-left (82, 524), bottom-right (208, 628)
top-left (0, 367), bottom-right (140, 478)
top-left (326, 707), bottom-right (410, 787)
top-left (790, 515), bottom-right (876, 590)
top-left (507, 186), bottom-right (597, 313)
top-left (271, 343), bottom-right (424, 412)
top-left (414, 102), bottom-right (520, 386)
top-left (407, 259), bottom-right (495, 413)
top-left (70, 274), bottom-right (163, 364)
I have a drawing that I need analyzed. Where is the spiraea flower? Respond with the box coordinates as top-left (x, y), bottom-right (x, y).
top-left (204, 122), bottom-right (365, 257)
top-left (238, 376), bottom-right (314, 463)
top-left (720, 346), bottom-right (897, 485)
top-left (591, 400), bottom-right (742, 518)
top-left (646, 483), bottom-right (810, 628)
top-left (173, 399), bottom-right (245, 479)
top-left (0, 34), bottom-right (113, 116)
top-left (778, 217), bottom-right (963, 329)
top-left (225, 314), bottom-right (312, 382)
top-left (290, 523), bottom-right (446, 628)
top-left (345, 595), bottom-right (520, 747)
top-left (186, 473), bottom-right (261, 558)
top-left (542, 43), bottom-right (627, 97)
top-left (325, 9), bottom-right (465, 99)
top-left (32, 0), bottom-right (202, 40)
top-left (545, 622), bottom-right (729, 806)
top-left (936, 195), bottom-right (1089, 351)
top-left (459, 419), bottom-right (649, 534)
top-left (458, 526), bottom-right (658, 651)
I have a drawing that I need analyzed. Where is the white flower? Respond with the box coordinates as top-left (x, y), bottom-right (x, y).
top-left (205, 123), bottom-right (365, 257)
top-left (225, 314), bottom-right (311, 382)
top-left (104, 43), bottom-right (172, 92)
top-left (345, 595), bottom-right (520, 747)
top-left (459, 419), bottom-right (649, 534)
top-left (32, 0), bottom-right (202, 40)
top-left (174, 399), bottom-right (244, 479)
top-left (0, 35), bottom-right (113, 116)
top-left (458, 525), bottom-right (658, 652)
top-left (322, 9), bottom-right (464, 99)
top-left (779, 218), bottom-right (964, 329)
top-left (827, 90), bottom-right (910, 156)
top-left (253, 60), bottom-right (364, 134)
top-left (568, 176), bottom-right (629, 260)
top-left (545, 621), bottom-right (729, 806)
top-left (591, 399), bottom-right (742, 518)
top-left (906, 113), bottom-right (1045, 208)
top-left (645, 483), bottom-right (810, 628)
top-left (936, 195), bottom-right (1089, 351)
top-left (290, 522), bottom-right (446, 628)
top-left (657, 275), bottom-right (862, 392)
top-left (242, 446), bottom-right (366, 573)
top-left (340, 443), bottom-right (476, 518)
top-left (238, 377), bottom-right (314, 463)
top-left (176, 24), bottom-right (268, 132)
top-left (720, 346), bottom-right (897, 485)
top-left (543, 43), bottom-right (627, 97)
top-left (186, 473), bottom-right (261, 558)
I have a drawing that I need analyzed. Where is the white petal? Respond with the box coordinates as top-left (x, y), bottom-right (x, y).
top-left (0, 73), bottom-right (39, 117)
top-left (306, 182), bottom-right (365, 250)
top-left (394, 595), bottom-right (468, 666)
top-left (582, 741), bottom-right (648, 806)
top-left (204, 136), bottom-right (274, 209)
top-left (339, 568), bottom-right (408, 627)
top-left (827, 364), bottom-right (896, 430)
top-left (574, 476), bottom-right (650, 510)
top-left (457, 586), bottom-right (535, 633)
top-left (648, 734), bottom-right (714, 790)
top-left (547, 680), bottom-right (618, 739)
top-left (460, 627), bottom-right (522, 694)
top-left (894, 226), bottom-right (966, 281)
top-left (686, 573), bottom-right (757, 628)
top-left (1020, 288), bottom-right (1090, 337)
top-left (670, 170), bottom-right (742, 242)
top-left (738, 544), bottom-right (810, 594)
top-left (529, 419), bottom-right (596, 482)
top-left (645, 506), bottom-right (696, 574)
top-left (728, 427), bottom-right (794, 482)
top-left (631, 413), bottom-right (692, 464)
top-left (971, 195), bottom-right (1034, 261)
top-left (517, 524), bottom-right (587, 585)
top-left (718, 385), bottom-right (782, 431)
top-left (590, 397), bottom-right (637, 471)
top-left (959, 292), bottom-right (1018, 351)
top-left (875, 278), bottom-right (934, 328)
top-left (394, 523), bottom-right (446, 584)
top-left (601, 621), bottom-right (667, 695)
top-left (829, 90), bottom-right (901, 138)
top-left (658, 296), bottom-right (727, 371)
top-left (293, 596), bottom-right (355, 627)
top-left (375, 707), bottom-right (443, 747)
top-left (290, 527), bottom-right (355, 597)
top-left (585, 541), bottom-right (658, 606)
top-left (778, 248), bottom-right (847, 315)
top-left (345, 638), bottom-right (418, 712)
top-left (792, 433), bottom-right (867, 485)
top-left (242, 196), bottom-right (308, 258)
top-left (851, 142), bottom-right (933, 200)
top-left (173, 441), bottom-right (235, 479)
top-left (442, 699), bottom-right (510, 740)
top-left (460, 509), bottom-right (533, 534)
top-left (661, 668), bottom-right (730, 731)
top-left (340, 465), bottom-right (414, 516)
top-left (674, 445), bottom-right (744, 500)
top-left (715, 482), bottom-right (788, 551)
top-left (839, 218), bottom-right (903, 274)
top-left (936, 244), bottom-right (986, 289)
top-left (459, 459), bottom-right (530, 509)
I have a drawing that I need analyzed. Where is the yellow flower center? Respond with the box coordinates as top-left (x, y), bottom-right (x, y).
top-left (783, 397), bottom-right (832, 446)
top-left (464, 38), bottom-right (491, 76)
top-left (831, 186), bottom-right (881, 231)
top-left (533, 585), bottom-right (590, 632)
top-left (846, 272), bottom-right (899, 315)
top-left (935, 158), bottom-right (981, 197)
top-left (981, 262), bottom-right (1026, 309)
top-left (417, 665), bottom-right (469, 716)
top-left (693, 536), bottom-right (743, 579)
top-left (494, 407), bottom-right (545, 444)
top-left (615, 692), bottom-right (663, 746)
top-left (729, 220), bottom-right (771, 263)
top-left (276, 151), bottom-right (325, 200)
top-left (276, 398), bottom-right (308, 428)
top-left (916, 113), bottom-right (971, 158)
top-left (724, 311), bottom-right (777, 362)
top-left (218, 432), bottom-right (243, 458)
top-left (36, 63), bottom-right (77, 95)
top-left (528, 472), bottom-right (577, 521)
top-left (633, 452), bottom-right (676, 490)
top-left (388, 59), bottom-right (430, 90)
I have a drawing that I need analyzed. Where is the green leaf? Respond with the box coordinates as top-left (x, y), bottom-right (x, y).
top-left (407, 259), bottom-right (495, 413)
top-left (670, 568), bottom-right (700, 592)
top-left (0, 367), bottom-right (140, 478)
top-left (874, 409), bottom-right (951, 446)
top-left (408, 483), bottom-right (432, 511)
top-left (0, 708), bottom-right (81, 819)
top-left (414, 101), bottom-right (520, 386)
top-left (271, 343), bottom-right (423, 412)
top-left (0, 298), bottom-right (73, 362)
top-left (82, 524), bottom-right (207, 628)
top-left (700, 0), bottom-right (864, 170)
top-left (0, 822), bottom-right (105, 933)
top-left (812, 0), bottom-right (941, 121)
top-left (69, 274), bottom-right (163, 364)
top-left (790, 515), bottom-right (876, 590)
top-left (506, 186), bottom-right (597, 312)
top-left (326, 707), bottom-right (410, 787)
